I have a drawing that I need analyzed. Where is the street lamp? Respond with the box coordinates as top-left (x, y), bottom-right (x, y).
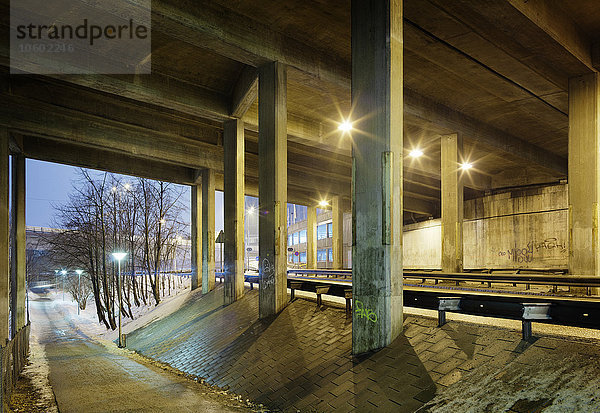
top-left (75, 270), bottom-right (83, 315)
top-left (60, 270), bottom-right (67, 301)
top-left (111, 252), bottom-right (127, 348)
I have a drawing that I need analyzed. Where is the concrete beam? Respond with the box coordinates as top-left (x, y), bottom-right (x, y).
top-left (506, 0), bottom-right (594, 72)
top-left (352, 0), bottom-right (403, 354)
top-left (148, 0), bottom-right (351, 88)
top-left (0, 130), bottom-right (9, 343)
top-left (22, 136), bottom-right (197, 185)
top-left (201, 169), bottom-right (216, 294)
top-left (441, 133), bottom-right (464, 272)
top-left (191, 185), bottom-right (202, 291)
top-left (568, 73), bottom-right (600, 280)
top-left (258, 62), bottom-right (288, 318)
top-left (230, 66), bottom-right (258, 118)
top-left (10, 154), bottom-right (26, 336)
top-left (404, 89), bottom-right (568, 176)
top-left (223, 119), bottom-right (245, 304)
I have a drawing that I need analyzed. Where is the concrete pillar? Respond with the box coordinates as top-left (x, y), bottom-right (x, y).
top-left (0, 132), bottom-right (9, 343)
top-left (306, 205), bottom-right (317, 269)
top-left (191, 185), bottom-right (202, 291)
top-left (258, 61), bottom-right (288, 319)
top-left (10, 154), bottom-right (26, 337)
top-left (351, 0), bottom-right (403, 354)
top-left (331, 196), bottom-right (343, 269)
top-left (568, 73), bottom-right (600, 286)
top-left (223, 119), bottom-right (245, 304)
top-left (202, 169), bottom-right (216, 294)
top-left (441, 133), bottom-right (464, 273)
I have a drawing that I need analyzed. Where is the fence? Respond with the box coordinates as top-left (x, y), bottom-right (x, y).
top-left (0, 323), bottom-right (30, 412)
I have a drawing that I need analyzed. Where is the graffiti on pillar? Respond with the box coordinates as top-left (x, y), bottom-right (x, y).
top-left (355, 300), bottom-right (377, 323)
top-left (261, 258), bottom-right (275, 287)
top-left (497, 237), bottom-right (567, 263)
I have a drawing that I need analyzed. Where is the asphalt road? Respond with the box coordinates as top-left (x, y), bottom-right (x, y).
top-left (30, 295), bottom-right (252, 413)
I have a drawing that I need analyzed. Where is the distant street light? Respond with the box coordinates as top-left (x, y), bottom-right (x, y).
top-left (60, 270), bottom-right (67, 301)
top-left (75, 269), bottom-right (83, 315)
top-left (111, 252), bottom-right (127, 348)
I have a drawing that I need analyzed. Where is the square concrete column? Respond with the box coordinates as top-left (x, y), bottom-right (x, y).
top-left (224, 118), bottom-right (245, 304)
top-left (331, 196), bottom-right (344, 269)
top-left (202, 169), bottom-right (216, 294)
top-left (306, 205), bottom-right (317, 269)
top-left (191, 185), bottom-right (202, 291)
top-left (568, 74), bottom-right (600, 285)
top-left (441, 133), bottom-right (464, 273)
top-left (258, 61), bottom-right (288, 319)
top-left (10, 154), bottom-right (26, 337)
top-left (351, 0), bottom-right (403, 354)
top-left (0, 132), bottom-right (9, 343)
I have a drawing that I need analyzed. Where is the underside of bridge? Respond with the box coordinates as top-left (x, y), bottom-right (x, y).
top-left (1, 0), bottom-right (599, 355)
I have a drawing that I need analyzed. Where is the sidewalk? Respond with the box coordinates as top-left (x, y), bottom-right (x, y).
top-left (20, 292), bottom-right (259, 413)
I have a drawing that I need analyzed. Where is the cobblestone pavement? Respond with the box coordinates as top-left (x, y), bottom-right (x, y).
top-left (127, 285), bottom-right (600, 412)
top-left (30, 295), bottom-right (254, 413)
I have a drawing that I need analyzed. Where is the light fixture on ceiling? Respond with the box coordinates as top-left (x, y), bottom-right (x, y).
top-left (409, 149), bottom-right (423, 158)
top-left (338, 120), bottom-right (352, 132)
top-left (460, 162), bottom-right (473, 171)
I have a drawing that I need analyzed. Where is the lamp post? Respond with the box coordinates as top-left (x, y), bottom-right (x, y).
top-left (75, 270), bottom-right (83, 315)
top-left (60, 270), bottom-right (67, 301)
top-left (111, 252), bottom-right (127, 348)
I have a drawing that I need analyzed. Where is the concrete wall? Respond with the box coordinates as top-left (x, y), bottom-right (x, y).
top-left (402, 184), bottom-right (568, 270)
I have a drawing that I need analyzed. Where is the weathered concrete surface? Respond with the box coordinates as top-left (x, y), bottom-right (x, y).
top-left (125, 287), bottom-right (600, 412)
top-left (351, 0), bottom-right (403, 354)
top-left (202, 169), bottom-right (216, 294)
top-left (0, 131), bottom-right (9, 342)
top-left (224, 118), bottom-right (245, 304)
top-left (441, 133), bottom-right (464, 273)
top-left (258, 61), bottom-right (288, 318)
top-left (11, 153), bottom-right (27, 336)
top-left (191, 184), bottom-right (202, 291)
top-left (29, 294), bottom-right (253, 413)
top-left (568, 73), bottom-right (600, 280)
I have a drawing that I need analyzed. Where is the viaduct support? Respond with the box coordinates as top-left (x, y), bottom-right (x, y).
top-left (331, 196), bottom-right (343, 269)
top-left (10, 153), bottom-right (26, 337)
top-left (258, 61), bottom-right (288, 319)
top-left (441, 133), bottom-right (464, 273)
top-left (351, 0), bottom-right (403, 354)
top-left (0, 131), bottom-right (9, 343)
top-left (191, 184), bottom-right (202, 291)
top-left (568, 73), bottom-right (600, 289)
top-left (202, 169), bottom-right (216, 294)
top-left (306, 205), bottom-right (317, 269)
top-left (224, 118), bottom-right (245, 304)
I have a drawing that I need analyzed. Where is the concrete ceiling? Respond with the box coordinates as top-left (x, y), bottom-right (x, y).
top-left (1, 0), bottom-right (598, 222)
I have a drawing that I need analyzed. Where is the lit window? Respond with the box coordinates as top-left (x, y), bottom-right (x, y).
top-left (299, 252), bottom-right (307, 263)
top-left (317, 224), bottom-right (327, 240)
top-left (317, 249), bottom-right (327, 262)
top-left (328, 249), bottom-right (333, 262)
top-left (327, 223), bottom-right (333, 238)
top-left (299, 230), bottom-right (307, 244)
top-left (287, 234), bottom-right (293, 246)
top-left (292, 232), bottom-right (299, 245)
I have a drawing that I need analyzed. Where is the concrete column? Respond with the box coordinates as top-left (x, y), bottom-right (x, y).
top-left (306, 205), bottom-right (317, 269)
top-left (224, 119), bottom-right (245, 304)
top-left (10, 154), bottom-right (26, 337)
top-left (0, 132), bottom-right (9, 343)
top-left (441, 133), bottom-right (464, 273)
top-left (258, 61), bottom-right (288, 319)
top-left (568, 74), bottom-right (600, 286)
top-left (352, 0), bottom-right (403, 354)
top-left (331, 196), bottom-right (343, 269)
top-left (191, 185), bottom-right (202, 290)
top-left (202, 169), bottom-right (216, 294)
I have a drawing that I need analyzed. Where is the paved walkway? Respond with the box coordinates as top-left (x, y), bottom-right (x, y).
top-left (127, 285), bottom-right (600, 412)
top-left (30, 295), bottom-right (253, 413)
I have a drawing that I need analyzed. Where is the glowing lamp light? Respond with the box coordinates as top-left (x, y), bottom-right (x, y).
top-left (247, 206), bottom-right (255, 214)
top-left (460, 162), bottom-right (473, 171)
top-left (124, 183), bottom-right (131, 190)
top-left (111, 252), bottom-right (128, 262)
top-left (60, 270), bottom-right (67, 276)
top-left (409, 149), bottom-right (423, 158)
top-left (338, 120), bottom-right (352, 132)
top-left (318, 200), bottom-right (329, 207)
top-left (75, 269), bottom-right (83, 276)
top-left (160, 219), bottom-right (166, 224)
